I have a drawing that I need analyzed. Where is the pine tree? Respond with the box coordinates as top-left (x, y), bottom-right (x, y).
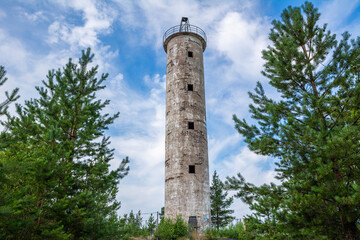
top-left (0, 65), bottom-right (19, 116)
top-left (227, 2), bottom-right (360, 239)
top-left (210, 171), bottom-right (234, 230)
top-left (123, 210), bottom-right (144, 237)
top-left (1, 49), bottom-right (129, 239)
top-left (136, 210), bottom-right (143, 227)
top-left (0, 141), bottom-right (72, 239)
top-left (159, 206), bottom-right (164, 221)
top-left (0, 66), bottom-right (24, 238)
top-left (147, 213), bottom-right (156, 236)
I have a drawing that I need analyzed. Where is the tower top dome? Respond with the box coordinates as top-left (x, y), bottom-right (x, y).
top-left (163, 17), bottom-right (207, 53)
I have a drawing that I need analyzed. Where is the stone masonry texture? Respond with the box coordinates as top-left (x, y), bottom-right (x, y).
top-left (164, 33), bottom-right (210, 230)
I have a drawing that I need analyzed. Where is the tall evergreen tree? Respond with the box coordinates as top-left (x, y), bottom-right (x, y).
top-left (210, 171), bottom-right (234, 230)
top-left (0, 65), bottom-right (19, 116)
top-left (226, 2), bottom-right (360, 239)
top-left (147, 213), bottom-right (156, 236)
top-left (1, 49), bottom-right (129, 239)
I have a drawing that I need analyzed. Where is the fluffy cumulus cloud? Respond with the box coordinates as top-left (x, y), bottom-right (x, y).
top-left (114, 0), bottom-right (252, 49)
top-left (99, 73), bottom-right (166, 214)
top-left (1, 0), bottom-right (119, 105)
top-left (0, 29), bottom-right (29, 74)
top-left (48, 0), bottom-right (116, 48)
top-left (0, 30), bottom-right (65, 108)
top-left (214, 11), bottom-right (269, 79)
top-left (222, 147), bottom-right (277, 186)
top-left (224, 148), bottom-right (278, 217)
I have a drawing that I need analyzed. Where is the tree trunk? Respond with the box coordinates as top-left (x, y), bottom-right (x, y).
top-left (344, 222), bottom-right (360, 240)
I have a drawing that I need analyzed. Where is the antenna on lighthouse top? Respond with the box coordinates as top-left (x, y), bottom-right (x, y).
top-left (180, 17), bottom-right (190, 32)
top-left (163, 17), bottom-right (207, 52)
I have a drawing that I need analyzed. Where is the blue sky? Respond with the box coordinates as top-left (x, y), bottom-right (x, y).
top-left (1, 0), bottom-right (360, 220)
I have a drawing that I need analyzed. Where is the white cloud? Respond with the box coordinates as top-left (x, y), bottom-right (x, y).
top-left (47, 0), bottom-right (116, 48)
top-left (221, 147), bottom-right (276, 185)
top-left (114, 0), bottom-right (251, 50)
top-left (23, 11), bottom-right (47, 22)
top-left (118, 183), bottom-right (163, 215)
top-left (318, 0), bottom-right (360, 39)
top-left (47, 20), bottom-right (68, 44)
top-left (0, 0), bottom-right (120, 121)
top-left (0, 30), bottom-right (29, 72)
top-left (205, 22), bottom-right (270, 127)
top-left (214, 146), bottom-right (279, 218)
top-left (209, 134), bottom-right (242, 166)
top-left (214, 11), bottom-right (269, 79)
top-left (100, 73), bottom-right (166, 214)
top-left (320, 0), bottom-right (360, 31)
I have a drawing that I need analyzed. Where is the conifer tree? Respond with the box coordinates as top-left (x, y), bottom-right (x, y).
top-left (159, 207), bottom-right (165, 221)
top-left (1, 49), bottom-right (129, 239)
top-left (0, 65), bottom-right (19, 116)
top-left (147, 213), bottom-right (156, 236)
top-left (226, 2), bottom-right (360, 239)
top-left (210, 171), bottom-right (234, 230)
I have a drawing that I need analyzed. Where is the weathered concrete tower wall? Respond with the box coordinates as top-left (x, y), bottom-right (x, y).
top-left (164, 19), bottom-right (210, 230)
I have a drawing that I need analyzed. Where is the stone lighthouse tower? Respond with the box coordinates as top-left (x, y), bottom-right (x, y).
top-left (163, 17), bottom-right (210, 229)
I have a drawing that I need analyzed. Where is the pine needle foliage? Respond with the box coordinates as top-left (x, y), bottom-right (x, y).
top-left (227, 2), bottom-right (360, 239)
top-left (0, 49), bottom-right (129, 239)
top-left (210, 171), bottom-right (234, 230)
top-left (0, 65), bottom-right (19, 116)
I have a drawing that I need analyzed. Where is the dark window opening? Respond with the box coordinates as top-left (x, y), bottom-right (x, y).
top-left (188, 121), bottom-right (194, 129)
top-left (188, 216), bottom-right (197, 229)
top-left (189, 165), bottom-right (195, 173)
top-left (188, 51), bottom-right (193, 57)
top-left (188, 84), bottom-right (193, 91)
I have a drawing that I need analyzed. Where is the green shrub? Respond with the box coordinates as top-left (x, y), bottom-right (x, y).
top-left (117, 211), bottom-right (148, 239)
top-left (206, 221), bottom-right (250, 239)
top-left (156, 216), bottom-right (189, 240)
top-left (157, 218), bottom-right (175, 240)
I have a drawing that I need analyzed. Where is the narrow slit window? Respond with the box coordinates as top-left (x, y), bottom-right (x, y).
top-left (188, 84), bottom-right (193, 91)
top-left (188, 51), bottom-right (193, 57)
top-left (188, 121), bottom-right (194, 129)
top-left (189, 165), bottom-right (195, 173)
